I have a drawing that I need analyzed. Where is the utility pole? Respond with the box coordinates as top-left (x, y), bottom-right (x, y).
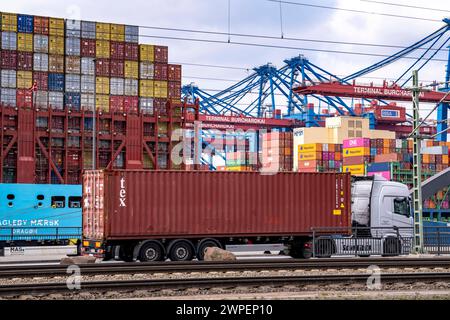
top-left (412, 70), bottom-right (424, 254)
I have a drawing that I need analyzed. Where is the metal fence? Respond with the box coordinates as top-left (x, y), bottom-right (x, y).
top-left (312, 225), bottom-right (450, 257)
top-left (0, 227), bottom-right (82, 242)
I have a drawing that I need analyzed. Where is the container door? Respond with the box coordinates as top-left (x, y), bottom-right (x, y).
top-left (82, 170), bottom-right (105, 240)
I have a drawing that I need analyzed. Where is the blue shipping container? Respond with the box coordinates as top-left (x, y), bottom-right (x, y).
top-left (367, 162), bottom-right (391, 173)
top-left (17, 14), bottom-right (34, 33)
top-left (48, 73), bottom-right (65, 92)
top-left (65, 92), bottom-right (81, 110)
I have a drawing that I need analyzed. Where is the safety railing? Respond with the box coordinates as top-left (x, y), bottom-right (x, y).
top-left (424, 225), bottom-right (450, 255)
top-left (0, 227), bottom-right (82, 242)
top-left (311, 226), bottom-right (414, 258)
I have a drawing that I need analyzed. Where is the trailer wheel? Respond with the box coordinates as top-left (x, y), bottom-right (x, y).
top-left (139, 242), bottom-right (164, 262)
top-left (168, 240), bottom-right (194, 261)
top-left (197, 239), bottom-right (221, 261)
top-left (119, 245), bottom-right (135, 262)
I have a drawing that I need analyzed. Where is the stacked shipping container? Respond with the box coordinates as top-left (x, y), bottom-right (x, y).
top-left (261, 132), bottom-right (293, 172)
top-left (0, 11), bottom-right (185, 183)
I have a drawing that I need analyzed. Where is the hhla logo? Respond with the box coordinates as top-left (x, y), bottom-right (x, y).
top-left (119, 177), bottom-right (126, 207)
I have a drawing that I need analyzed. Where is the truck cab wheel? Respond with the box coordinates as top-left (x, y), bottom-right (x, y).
top-left (383, 238), bottom-right (401, 256)
top-left (169, 240), bottom-right (194, 261)
top-left (139, 242), bottom-right (164, 262)
top-left (196, 239), bottom-right (220, 261)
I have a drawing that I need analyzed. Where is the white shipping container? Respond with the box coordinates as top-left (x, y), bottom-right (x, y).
top-left (1, 32), bottom-right (17, 50)
top-left (48, 91), bottom-right (64, 110)
top-left (81, 57), bottom-right (95, 75)
top-left (125, 25), bottom-right (139, 43)
top-left (1, 70), bottom-right (17, 88)
top-left (66, 37), bottom-right (81, 56)
top-left (395, 139), bottom-right (403, 149)
top-left (110, 78), bottom-right (124, 95)
top-left (124, 79), bottom-right (138, 96)
top-left (139, 97), bottom-right (154, 115)
top-left (81, 21), bottom-right (96, 39)
top-left (33, 53), bottom-right (49, 72)
top-left (0, 88), bottom-right (16, 106)
top-left (81, 75), bottom-right (95, 94)
top-left (34, 35), bottom-right (49, 53)
top-left (66, 19), bottom-right (82, 37)
top-left (421, 146), bottom-right (449, 155)
top-left (65, 74), bottom-right (81, 92)
top-left (140, 62), bottom-right (154, 80)
top-left (81, 94), bottom-right (95, 110)
top-left (35, 91), bottom-right (49, 109)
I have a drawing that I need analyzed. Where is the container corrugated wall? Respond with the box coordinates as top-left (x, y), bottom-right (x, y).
top-left (83, 171), bottom-right (351, 240)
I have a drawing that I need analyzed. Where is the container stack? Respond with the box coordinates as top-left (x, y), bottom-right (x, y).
top-left (297, 143), bottom-right (342, 173)
top-left (224, 151), bottom-right (257, 172)
top-left (342, 138), bottom-right (370, 176)
top-left (0, 11), bottom-right (185, 183)
top-left (261, 132), bottom-right (293, 172)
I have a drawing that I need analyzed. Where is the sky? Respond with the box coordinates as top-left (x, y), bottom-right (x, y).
top-left (2, 0), bottom-right (449, 121)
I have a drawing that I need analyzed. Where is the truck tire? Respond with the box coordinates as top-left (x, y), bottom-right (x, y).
top-left (139, 241), bottom-right (164, 262)
top-left (196, 239), bottom-right (221, 261)
top-left (383, 238), bottom-right (401, 257)
top-left (119, 245), bottom-right (135, 262)
top-left (168, 240), bottom-right (194, 261)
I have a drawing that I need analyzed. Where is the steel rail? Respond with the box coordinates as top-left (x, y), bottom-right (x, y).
top-left (0, 272), bottom-right (449, 296)
top-left (1, 257), bottom-right (450, 278)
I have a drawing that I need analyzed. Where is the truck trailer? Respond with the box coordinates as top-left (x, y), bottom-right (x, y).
top-left (81, 170), bottom-right (413, 261)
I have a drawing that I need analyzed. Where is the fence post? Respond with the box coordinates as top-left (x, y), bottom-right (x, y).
top-left (437, 227), bottom-right (441, 256)
top-left (56, 227), bottom-right (59, 241)
top-left (354, 225), bottom-right (358, 257)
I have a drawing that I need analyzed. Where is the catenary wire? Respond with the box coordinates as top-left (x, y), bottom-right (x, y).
top-left (359, 0), bottom-right (450, 13)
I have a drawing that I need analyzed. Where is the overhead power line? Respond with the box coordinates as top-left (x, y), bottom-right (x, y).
top-left (266, 0), bottom-right (442, 22)
top-left (359, 0), bottom-right (450, 13)
top-left (139, 25), bottom-right (449, 52)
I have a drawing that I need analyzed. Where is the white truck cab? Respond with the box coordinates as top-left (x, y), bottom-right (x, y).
top-left (352, 175), bottom-right (413, 236)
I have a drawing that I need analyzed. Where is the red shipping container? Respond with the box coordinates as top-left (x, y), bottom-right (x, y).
top-left (168, 81), bottom-right (181, 99)
top-left (154, 63), bottom-right (168, 80)
top-left (343, 156), bottom-right (371, 166)
top-left (96, 59), bottom-right (110, 77)
top-left (374, 153), bottom-right (401, 163)
top-left (154, 98), bottom-right (167, 115)
top-left (110, 96), bottom-right (125, 113)
top-left (110, 59), bottom-right (124, 77)
top-left (168, 64), bottom-right (182, 81)
top-left (1, 50), bottom-right (17, 69)
top-left (17, 52), bottom-right (33, 71)
top-left (34, 16), bottom-right (49, 35)
top-left (17, 90), bottom-right (33, 108)
top-left (110, 41), bottom-right (125, 60)
top-left (124, 43), bottom-right (138, 61)
top-left (33, 72), bottom-right (48, 91)
top-left (154, 46), bottom-right (168, 63)
top-left (81, 39), bottom-right (96, 57)
top-left (82, 171), bottom-right (351, 240)
top-left (124, 96), bottom-right (138, 113)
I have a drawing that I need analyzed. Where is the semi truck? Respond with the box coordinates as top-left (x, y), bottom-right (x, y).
top-left (81, 170), bottom-right (413, 261)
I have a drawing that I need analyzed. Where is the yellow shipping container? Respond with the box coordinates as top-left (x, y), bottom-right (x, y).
top-left (17, 33), bottom-right (33, 52)
top-left (298, 143), bottom-right (323, 153)
top-left (298, 152), bottom-right (322, 161)
top-left (343, 147), bottom-right (370, 158)
top-left (110, 24), bottom-right (125, 42)
top-left (226, 166), bottom-right (251, 172)
top-left (154, 80), bottom-right (168, 98)
top-left (49, 36), bottom-right (65, 55)
top-left (125, 61), bottom-right (139, 79)
top-left (2, 13), bottom-right (17, 32)
top-left (96, 95), bottom-right (110, 112)
top-left (17, 71), bottom-right (33, 89)
top-left (139, 80), bottom-right (154, 97)
top-left (96, 22), bottom-right (111, 40)
top-left (343, 164), bottom-right (365, 176)
top-left (140, 44), bottom-right (154, 62)
top-left (96, 40), bottom-right (110, 59)
top-left (49, 18), bottom-right (65, 37)
top-left (96, 77), bottom-right (110, 95)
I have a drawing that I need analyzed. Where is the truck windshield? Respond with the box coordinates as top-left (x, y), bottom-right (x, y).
top-left (394, 198), bottom-right (410, 217)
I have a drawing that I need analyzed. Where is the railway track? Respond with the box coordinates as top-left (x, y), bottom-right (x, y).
top-left (1, 272), bottom-right (449, 297)
top-left (1, 257), bottom-right (450, 278)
